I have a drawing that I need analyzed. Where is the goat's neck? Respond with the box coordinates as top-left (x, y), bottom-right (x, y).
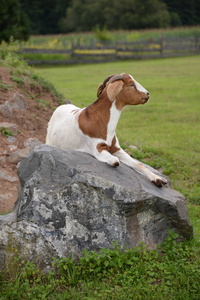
top-left (79, 96), bottom-right (121, 142)
top-left (106, 101), bottom-right (121, 144)
top-left (90, 97), bottom-right (121, 143)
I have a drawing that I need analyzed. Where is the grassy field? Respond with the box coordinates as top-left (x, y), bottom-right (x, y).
top-left (1, 50), bottom-right (200, 298)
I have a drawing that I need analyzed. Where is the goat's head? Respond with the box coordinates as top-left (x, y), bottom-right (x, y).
top-left (97, 73), bottom-right (150, 110)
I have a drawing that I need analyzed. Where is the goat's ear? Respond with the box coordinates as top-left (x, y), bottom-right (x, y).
top-left (107, 81), bottom-right (124, 102)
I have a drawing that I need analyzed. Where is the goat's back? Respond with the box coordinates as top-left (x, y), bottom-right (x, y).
top-left (46, 104), bottom-right (83, 149)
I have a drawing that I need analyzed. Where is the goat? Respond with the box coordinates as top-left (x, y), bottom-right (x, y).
top-left (46, 73), bottom-right (167, 187)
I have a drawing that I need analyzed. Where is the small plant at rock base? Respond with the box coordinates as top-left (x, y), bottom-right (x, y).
top-left (80, 241), bottom-right (127, 279)
top-left (158, 229), bottom-right (179, 251)
top-left (157, 229), bottom-right (193, 261)
top-left (0, 127), bottom-right (14, 137)
top-left (53, 255), bottom-right (80, 287)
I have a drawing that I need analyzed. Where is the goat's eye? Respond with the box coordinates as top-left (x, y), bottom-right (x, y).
top-left (130, 83), bottom-right (135, 87)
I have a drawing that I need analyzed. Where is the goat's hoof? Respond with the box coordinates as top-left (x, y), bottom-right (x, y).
top-left (112, 161), bottom-right (119, 167)
top-left (108, 157), bottom-right (120, 167)
top-left (152, 177), bottom-right (167, 188)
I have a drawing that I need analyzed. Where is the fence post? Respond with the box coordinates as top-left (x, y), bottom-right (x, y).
top-left (71, 40), bottom-right (74, 58)
top-left (195, 36), bottom-right (199, 52)
top-left (160, 34), bottom-right (163, 56)
top-left (115, 39), bottom-right (118, 58)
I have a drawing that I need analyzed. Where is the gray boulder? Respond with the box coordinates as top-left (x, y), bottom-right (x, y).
top-left (0, 145), bottom-right (193, 272)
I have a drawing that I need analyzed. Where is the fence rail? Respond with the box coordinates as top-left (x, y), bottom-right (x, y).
top-left (20, 36), bottom-right (200, 65)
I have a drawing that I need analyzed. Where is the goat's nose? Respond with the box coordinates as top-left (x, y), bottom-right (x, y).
top-left (147, 92), bottom-right (149, 95)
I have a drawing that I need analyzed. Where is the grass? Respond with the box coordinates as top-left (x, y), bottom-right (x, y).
top-left (36, 55), bottom-right (200, 205)
top-left (0, 231), bottom-right (200, 299)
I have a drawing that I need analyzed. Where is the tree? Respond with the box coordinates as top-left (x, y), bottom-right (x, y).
top-left (0, 0), bottom-right (30, 42)
top-left (19, 0), bottom-right (42, 35)
top-left (162, 0), bottom-right (200, 26)
top-left (104, 0), bottom-right (170, 30)
top-left (61, 0), bottom-right (170, 32)
top-left (20, 0), bottom-right (70, 34)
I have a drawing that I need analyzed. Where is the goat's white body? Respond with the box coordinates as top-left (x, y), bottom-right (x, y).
top-left (46, 103), bottom-right (120, 166)
top-left (46, 104), bottom-right (99, 152)
top-left (46, 104), bottom-right (82, 150)
top-left (46, 74), bottom-right (167, 187)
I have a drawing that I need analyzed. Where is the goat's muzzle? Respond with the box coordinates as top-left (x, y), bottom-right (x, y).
top-left (142, 94), bottom-right (150, 103)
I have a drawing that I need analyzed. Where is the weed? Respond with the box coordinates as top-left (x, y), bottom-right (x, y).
top-left (53, 255), bottom-right (81, 287)
top-left (10, 74), bottom-right (25, 86)
top-left (0, 82), bottom-right (12, 91)
top-left (31, 114), bottom-right (39, 120)
top-left (1, 260), bottom-right (56, 300)
top-left (34, 98), bottom-right (48, 109)
top-left (29, 73), bottom-right (64, 105)
top-left (0, 127), bottom-right (14, 137)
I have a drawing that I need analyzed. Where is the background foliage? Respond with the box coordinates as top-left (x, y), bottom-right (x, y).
top-left (1, 0), bottom-right (200, 42)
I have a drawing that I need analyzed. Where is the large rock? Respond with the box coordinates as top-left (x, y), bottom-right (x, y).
top-left (0, 145), bottom-right (193, 272)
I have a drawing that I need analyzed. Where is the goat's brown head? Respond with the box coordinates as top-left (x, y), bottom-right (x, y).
top-left (97, 73), bottom-right (150, 110)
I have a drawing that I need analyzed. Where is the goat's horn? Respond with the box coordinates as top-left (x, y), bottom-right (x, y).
top-left (102, 75), bottom-right (115, 86)
top-left (97, 75), bottom-right (115, 98)
top-left (97, 74), bottom-right (124, 98)
top-left (108, 74), bottom-right (124, 84)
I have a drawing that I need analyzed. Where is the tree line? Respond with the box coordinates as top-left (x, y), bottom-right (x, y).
top-left (1, 0), bottom-right (200, 42)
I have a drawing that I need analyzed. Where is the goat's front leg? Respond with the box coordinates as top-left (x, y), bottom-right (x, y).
top-left (93, 149), bottom-right (120, 167)
top-left (114, 148), bottom-right (167, 187)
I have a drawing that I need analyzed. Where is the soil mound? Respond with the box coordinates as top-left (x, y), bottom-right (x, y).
top-left (0, 66), bottom-right (65, 213)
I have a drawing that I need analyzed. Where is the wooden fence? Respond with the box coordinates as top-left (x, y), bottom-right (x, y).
top-left (20, 36), bottom-right (200, 65)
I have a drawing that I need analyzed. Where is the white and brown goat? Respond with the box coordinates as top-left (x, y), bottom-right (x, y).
top-left (46, 73), bottom-right (167, 187)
